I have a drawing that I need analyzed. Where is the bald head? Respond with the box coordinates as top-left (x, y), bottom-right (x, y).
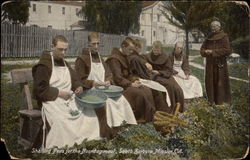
top-left (211, 21), bottom-right (221, 27)
top-left (211, 21), bottom-right (221, 33)
top-left (175, 42), bottom-right (183, 49)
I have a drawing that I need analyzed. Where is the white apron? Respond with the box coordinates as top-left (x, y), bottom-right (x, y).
top-left (41, 53), bottom-right (100, 149)
top-left (173, 57), bottom-right (203, 99)
top-left (87, 51), bottom-right (137, 127)
top-left (138, 78), bottom-right (171, 106)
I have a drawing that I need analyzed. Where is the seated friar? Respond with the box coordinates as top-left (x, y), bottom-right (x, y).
top-left (32, 35), bottom-right (101, 149)
top-left (142, 41), bottom-right (185, 113)
top-left (74, 32), bottom-right (137, 134)
top-left (106, 37), bottom-right (157, 123)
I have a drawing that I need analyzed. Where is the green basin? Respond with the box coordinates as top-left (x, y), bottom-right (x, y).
top-left (95, 85), bottom-right (123, 99)
top-left (75, 89), bottom-right (107, 109)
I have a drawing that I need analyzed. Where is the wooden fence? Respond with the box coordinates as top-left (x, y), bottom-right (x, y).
top-left (1, 23), bottom-right (146, 58)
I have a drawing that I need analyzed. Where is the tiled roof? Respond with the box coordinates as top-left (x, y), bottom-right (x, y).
top-left (143, 1), bottom-right (156, 8)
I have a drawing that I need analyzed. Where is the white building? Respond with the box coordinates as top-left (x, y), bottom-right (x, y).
top-left (26, 1), bottom-right (191, 46)
top-left (134, 1), bottom-right (187, 46)
top-left (27, 1), bottom-right (84, 30)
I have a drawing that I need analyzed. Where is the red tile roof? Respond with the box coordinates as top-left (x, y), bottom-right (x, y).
top-left (143, 1), bottom-right (157, 8)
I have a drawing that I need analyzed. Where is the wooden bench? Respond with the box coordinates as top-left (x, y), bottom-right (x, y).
top-left (10, 68), bottom-right (42, 150)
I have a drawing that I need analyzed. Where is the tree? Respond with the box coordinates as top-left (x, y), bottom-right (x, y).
top-left (1, 1), bottom-right (30, 24)
top-left (162, 1), bottom-right (220, 57)
top-left (79, 1), bottom-right (142, 35)
top-left (162, 1), bottom-right (249, 59)
top-left (214, 2), bottom-right (249, 59)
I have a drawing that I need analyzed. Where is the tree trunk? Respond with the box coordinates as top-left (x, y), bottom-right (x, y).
top-left (185, 29), bottom-right (189, 59)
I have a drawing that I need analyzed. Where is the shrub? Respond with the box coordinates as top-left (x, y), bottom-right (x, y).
top-left (176, 97), bottom-right (248, 159)
top-left (231, 36), bottom-right (249, 60)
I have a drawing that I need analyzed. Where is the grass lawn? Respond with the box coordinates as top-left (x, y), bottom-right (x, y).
top-left (190, 57), bottom-right (249, 81)
top-left (190, 66), bottom-right (205, 91)
top-left (188, 50), bottom-right (200, 56)
top-left (1, 63), bottom-right (248, 159)
top-left (191, 56), bottom-right (204, 66)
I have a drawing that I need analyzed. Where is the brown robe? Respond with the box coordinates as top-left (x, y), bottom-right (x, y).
top-left (127, 52), bottom-right (172, 113)
top-left (74, 48), bottom-right (115, 139)
top-left (144, 51), bottom-right (185, 113)
top-left (106, 48), bottom-right (156, 122)
top-left (32, 51), bottom-right (82, 108)
top-left (75, 48), bottom-right (113, 89)
top-left (32, 51), bottom-right (84, 148)
top-left (200, 31), bottom-right (231, 105)
top-left (169, 51), bottom-right (191, 76)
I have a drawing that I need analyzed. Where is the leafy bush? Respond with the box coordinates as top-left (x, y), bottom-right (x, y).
top-left (176, 97), bottom-right (248, 159)
top-left (31, 123), bottom-right (181, 160)
top-left (231, 36), bottom-right (249, 59)
top-left (228, 63), bottom-right (248, 80)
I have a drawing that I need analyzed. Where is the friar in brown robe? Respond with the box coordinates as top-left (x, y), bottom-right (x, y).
top-left (74, 33), bottom-right (115, 139)
top-left (143, 41), bottom-right (185, 112)
top-left (127, 39), bottom-right (172, 113)
top-left (32, 35), bottom-right (84, 147)
top-left (32, 51), bottom-right (83, 106)
top-left (106, 37), bottom-right (156, 123)
top-left (200, 21), bottom-right (231, 105)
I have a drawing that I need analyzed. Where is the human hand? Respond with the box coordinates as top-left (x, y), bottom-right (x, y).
top-left (152, 70), bottom-right (159, 75)
top-left (174, 74), bottom-right (185, 80)
top-left (205, 49), bottom-right (212, 54)
top-left (58, 91), bottom-right (72, 100)
top-left (131, 80), bottom-right (141, 88)
top-left (104, 81), bottom-right (111, 87)
top-left (145, 63), bottom-right (153, 71)
top-left (74, 86), bottom-right (83, 94)
top-left (93, 81), bottom-right (106, 87)
top-left (184, 75), bottom-right (190, 80)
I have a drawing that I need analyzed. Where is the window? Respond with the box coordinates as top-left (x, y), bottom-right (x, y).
top-left (141, 30), bottom-right (144, 36)
top-left (76, 8), bottom-right (79, 15)
top-left (33, 4), bottom-right (36, 12)
top-left (47, 25), bottom-right (52, 29)
top-left (48, 5), bottom-right (51, 14)
top-left (157, 14), bottom-right (160, 22)
top-left (62, 7), bottom-right (65, 15)
top-left (153, 31), bottom-right (156, 37)
top-left (141, 13), bottom-right (145, 20)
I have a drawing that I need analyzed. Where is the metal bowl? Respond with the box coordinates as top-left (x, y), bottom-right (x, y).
top-left (75, 89), bottom-right (107, 109)
top-left (95, 85), bottom-right (123, 99)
